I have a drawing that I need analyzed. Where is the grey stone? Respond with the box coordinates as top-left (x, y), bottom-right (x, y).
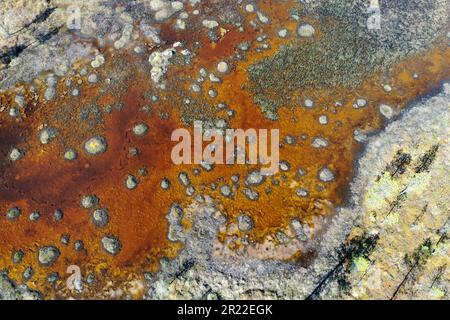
top-left (6, 207), bottom-right (21, 220)
top-left (296, 188), bottom-right (309, 197)
top-left (12, 250), bottom-right (24, 264)
top-left (297, 24), bottom-right (315, 37)
top-left (81, 195), bottom-right (99, 209)
top-left (220, 184), bottom-right (233, 197)
top-left (74, 240), bottom-right (84, 251)
top-left (318, 167), bottom-right (335, 182)
top-left (125, 174), bottom-right (139, 190)
top-left (9, 148), bottom-right (24, 161)
top-left (178, 171), bottom-right (190, 186)
top-left (84, 136), bottom-right (107, 155)
top-left (23, 266), bottom-right (33, 281)
top-left (243, 188), bottom-right (259, 201)
top-left (132, 123), bottom-right (149, 136)
top-left (245, 170), bottom-right (265, 186)
top-left (161, 178), bottom-right (171, 190)
top-left (53, 209), bottom-right (64, 221)
top-left (63, 148), bottom-right (77, 161)
top-left (38, 127), bottom-right (57, 144)
top-left (237, 214), bottom-right (254, 231)
top-left (29, 211), bottom-right (41, 221)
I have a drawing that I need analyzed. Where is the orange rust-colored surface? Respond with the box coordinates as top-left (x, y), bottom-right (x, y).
top-left (0, 0), bottom-right (449, 298)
